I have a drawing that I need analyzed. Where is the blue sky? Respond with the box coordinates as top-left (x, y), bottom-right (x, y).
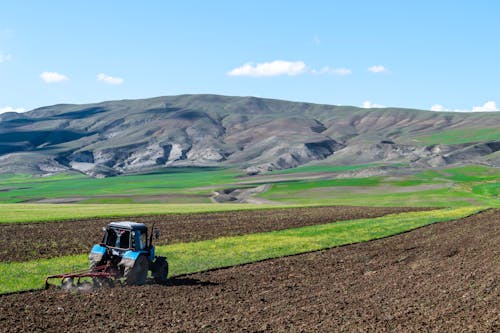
top-left (0, 1), bottom-right (499, 113)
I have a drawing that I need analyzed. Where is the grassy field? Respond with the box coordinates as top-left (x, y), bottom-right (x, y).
top-left (263, 163), bottom-right (384, 175)
top-left (0, 203), bottom-right (306, 224)
top-left (0, 167), bottom-right (242, 203)
top-left (0, 207), bottom-right (482, 294)
top-left (415, 127), bottom-right (500, 145)
top-left (259, 165), bottom-right (500, 207)
top-left (0, 164), bottom-right (387, 203)
top-left (0, 165), bottom-right (497, 220)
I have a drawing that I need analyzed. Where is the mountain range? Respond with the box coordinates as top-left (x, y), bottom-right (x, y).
top-left (1, 94), bottom-right (499, 177)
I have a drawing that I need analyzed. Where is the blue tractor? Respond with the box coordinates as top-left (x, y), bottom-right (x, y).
top-left (46, 221), bottom-right (168, 288)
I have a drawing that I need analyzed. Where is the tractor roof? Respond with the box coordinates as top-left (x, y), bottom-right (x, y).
top-left (108, 221), bottom-right (147, 231)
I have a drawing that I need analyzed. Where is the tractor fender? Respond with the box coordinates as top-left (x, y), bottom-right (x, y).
top-left (118, 250), bottom-right (141, 269)
top-left (89, 244), bottom-right (106, 264)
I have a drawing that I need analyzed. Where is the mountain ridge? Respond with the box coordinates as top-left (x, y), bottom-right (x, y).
top-left (1, 94), bottom-right (499, 177)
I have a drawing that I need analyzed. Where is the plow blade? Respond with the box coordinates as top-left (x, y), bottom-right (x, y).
top-left (45, 265), bottom-right (116, 290)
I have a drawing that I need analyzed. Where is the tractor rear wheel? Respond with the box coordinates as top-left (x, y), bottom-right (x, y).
top-left (125, 255), bottom-right (149, 286)
top-left (152, 257), bottom-right (169, 284)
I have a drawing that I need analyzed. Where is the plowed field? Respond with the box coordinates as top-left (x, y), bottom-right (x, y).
top-left (0, 209), bottom-right (497, 332)
top-left (0, 206), bottom-right (428, 262)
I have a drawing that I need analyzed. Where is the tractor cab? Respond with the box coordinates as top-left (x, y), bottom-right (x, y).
top-left (102, 221), bottom-right (149, 251)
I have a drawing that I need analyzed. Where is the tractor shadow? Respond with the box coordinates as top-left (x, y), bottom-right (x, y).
top-left (165, 277), bottom-right (219, 287)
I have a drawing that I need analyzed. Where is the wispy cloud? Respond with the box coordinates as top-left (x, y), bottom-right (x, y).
top-left (430, 104), bottom-right (465, 112)
top-left (40, 71), bottom-right (68, 83)
top-left (430, 104), bottom-right (470, 112)
top-left (228, 60), bottom-right (307, 77)
top-left (430, 101), bottom-right (498, 112)
top-left (97, 73), bottom-right (124, 85)
top-left (313, 66), bottom-right (352, 75)
top-left (431, 101), bottom-right (500, 112)
top-left (430, 104), bottom-right (447, 112)
top-left (368, 65), bottom-right (387, 73)
top-left (362, 101), bottom-right (386, 108)
top-left (0, 52), bottom-right (12, 63)
top-left (0, 106), bottom-right (26, 114)
top-left (313, 36), bottom-right (321, 45)
top-left (472, 101), bottom-right (498, 112)
top-left (228, 60), bottom-right (352, 77)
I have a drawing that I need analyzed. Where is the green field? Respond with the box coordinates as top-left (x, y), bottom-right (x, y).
top-left (0, 165), bottom-right (498, 213)
top-left (0, 164), bottom-right (385, 203)
top-left (0, 164), bottom-right (493, 294)
top-left (0, 207), bottom-right (480, 294)
top-left (263, 163), bottom-right (384, 175)
top-left (0, 167), bottom-right (242, 203)
top-left (415, 127), bottom-right (500, 145)
top-left (259, 165), bottom-right (500, 207)
top-left (0, 203), bottom-right (305, 224)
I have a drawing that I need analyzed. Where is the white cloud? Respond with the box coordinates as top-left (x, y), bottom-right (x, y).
top-left (314, 66), bottom-right (352, 75)
top-left (228, 60), bottom-right (307, 77)
top-left (430, 101), bottom-right (498, 112)
top-left (431, 105), bottom-right (470, 112)
top-left (0, 52), bottom-right (12, 63)
top-left (472, 101), bottom-right (498, 112)
top-left (40, 71), bottom-right (68, 83)
top-left (430, 104), bottom-right (446, 112)
top-left (368, 65), bottom-right (387, 73)
top-left (362, 100), bottom-right (386, 108)
top-left (313, 36), bottom-right (321, 45)
top-left (228, 60), bottom-right (352, 78)
top-left (0, 106), bottom-right (26, 114)
top-left (430, 104), bottom-right (468, 112)
top-left (97, 73), bottom-right (124, 85)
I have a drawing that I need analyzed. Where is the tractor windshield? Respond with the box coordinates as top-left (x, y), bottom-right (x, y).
top-left (104, 228), bottom-right (131, 249)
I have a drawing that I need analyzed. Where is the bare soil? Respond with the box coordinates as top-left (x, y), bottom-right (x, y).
top-left (0, 209), bottom-right (497, 332)
top-left (0, 206), bottom-right (428, 262)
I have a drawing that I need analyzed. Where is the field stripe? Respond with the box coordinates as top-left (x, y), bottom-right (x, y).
top-left (0, 207), bottom-right (483, 294)
top-left (0, 203), bottom-right (309, 224)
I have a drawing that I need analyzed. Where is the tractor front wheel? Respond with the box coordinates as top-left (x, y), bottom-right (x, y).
top-left (125, 255), bottom-right (149, 286)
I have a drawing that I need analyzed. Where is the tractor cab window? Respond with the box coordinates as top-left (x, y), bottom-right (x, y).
top-left (105, 228), bottom-right (130, 249)
top-left (140, 232), bottom-right (147, 250)
top-left (131, 230), bottom-right (147, 250)
top-left (105, 228), bottom-right (117, 247)
top-left (118, 230), bottom-right (130, 249)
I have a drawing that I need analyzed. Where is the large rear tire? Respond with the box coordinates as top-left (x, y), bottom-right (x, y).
top-left (152, 257), bottom-right (169, 284)
top-left (124, 255), bottom-right (149, 286)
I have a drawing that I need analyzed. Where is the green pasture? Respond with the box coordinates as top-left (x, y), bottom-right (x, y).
top-left (263, 163), bottom-right (383, 175)
top-left (0, 164), bottom-right (498, 208)
top-left (260, 165), bottom-right (500, 207)
top-left (0, 167), bottom-right (241, 203)
top-left (415, 127), bottom-right (500, 145)
top-left (414, 165), bottom-right (500, 182)
top-left (0, 203), bottom-right (305, 224)
top-left (0, 207), bottom-right (482, 294)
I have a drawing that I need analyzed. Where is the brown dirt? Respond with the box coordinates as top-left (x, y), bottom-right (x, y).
top-left (0, 209), bottom-right (498, 332)
top-left (0, 206), bottom-right (429, 262)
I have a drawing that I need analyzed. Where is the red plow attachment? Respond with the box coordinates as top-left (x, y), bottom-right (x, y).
top-left (45, 264), bottom-right (117, 290)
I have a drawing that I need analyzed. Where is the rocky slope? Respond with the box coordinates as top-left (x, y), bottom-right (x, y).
top-left (0, 94), bottom-right (499, 177)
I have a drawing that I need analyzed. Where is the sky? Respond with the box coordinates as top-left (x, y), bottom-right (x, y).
top-left (0, 1), bottom-right (499, 113)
